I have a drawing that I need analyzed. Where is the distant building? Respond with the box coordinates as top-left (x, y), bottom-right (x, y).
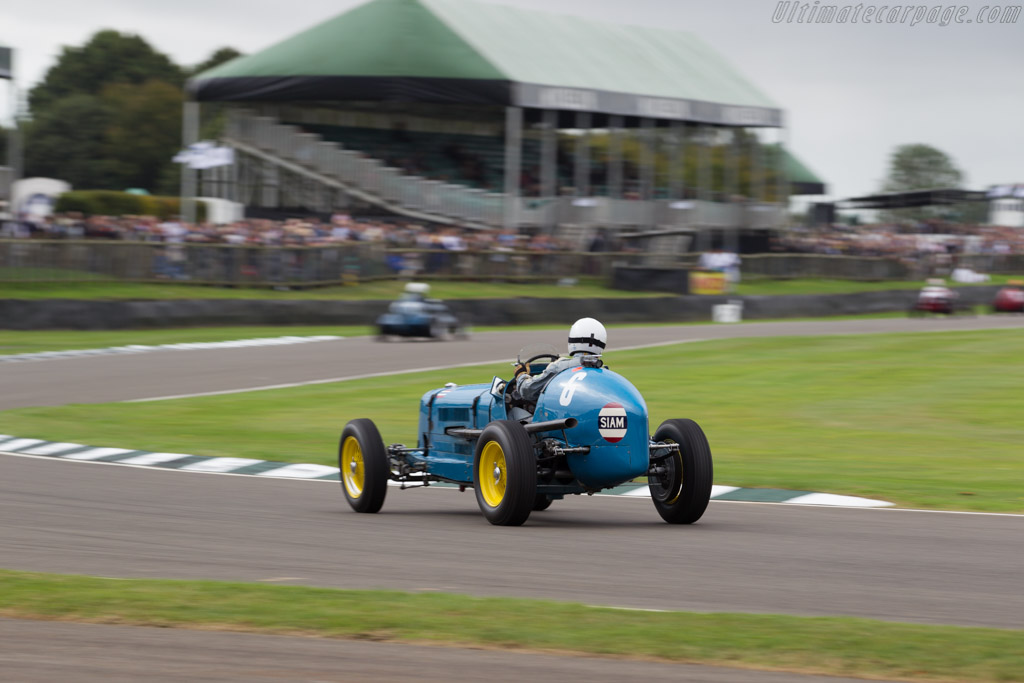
top-left (988, 185), bottom-right (1024, 228)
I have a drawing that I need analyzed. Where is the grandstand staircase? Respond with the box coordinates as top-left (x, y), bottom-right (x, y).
top-left (224, 111), bottom-right (505, 228)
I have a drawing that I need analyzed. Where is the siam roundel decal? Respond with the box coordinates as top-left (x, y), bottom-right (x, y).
top-left (598, 403), bottom-right (628, 443)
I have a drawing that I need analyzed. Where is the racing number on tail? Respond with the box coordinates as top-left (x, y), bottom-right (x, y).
top-left (559, 372), bottom-right (587, 406)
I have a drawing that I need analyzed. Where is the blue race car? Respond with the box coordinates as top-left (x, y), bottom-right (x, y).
top-left (339, 343), bottom-right (713, 526)
top-left (376, 283), bottom-right (468, 340)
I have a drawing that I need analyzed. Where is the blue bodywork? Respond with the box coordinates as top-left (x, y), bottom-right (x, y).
top-left (533, 367), bottom-right (650, 489)
top-left (406, 361), bottom-right (651, 492)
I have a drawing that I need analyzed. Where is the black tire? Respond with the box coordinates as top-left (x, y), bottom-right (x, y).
top-left (473, 420), bottom-right (536, 526)
top-left (649, 419), bottom-right (713, 524)
top-left (532, 494), bottom-right (553, 511)
top-left (339, 418), bottom-right (389, 514)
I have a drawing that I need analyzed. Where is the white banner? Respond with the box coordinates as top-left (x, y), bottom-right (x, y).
top-left (173, 141), bottom-right (235, 169)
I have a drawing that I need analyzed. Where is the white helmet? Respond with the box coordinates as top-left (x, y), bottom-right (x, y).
top-left (567, 317), bottom-right (607, 356)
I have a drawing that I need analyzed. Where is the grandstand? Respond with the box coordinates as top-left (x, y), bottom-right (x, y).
top-left (186, 0), bottom-right (825, 250)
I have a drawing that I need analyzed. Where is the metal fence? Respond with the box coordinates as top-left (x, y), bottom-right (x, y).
top-left (0, 240), bottom-right (390, 287)
top-left (3, 240), bottom-right (1021, 289)
top-left (0, 240), bottom-right (645, 287)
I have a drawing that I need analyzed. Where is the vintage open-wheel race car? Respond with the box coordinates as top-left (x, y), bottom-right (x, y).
top-left (338, 343), bottom-right (713, 526)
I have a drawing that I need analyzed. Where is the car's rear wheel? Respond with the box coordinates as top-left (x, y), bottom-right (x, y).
top-left (473, 420), bottom-right (536, 526)
top-left (532, 493), bottom-right (553, 511)
top-left (339, 418), bottom-right (389, 513)
top-left (430, 320), bottom-right (450, 340)
top-left (649, 419), bottom-right (713, 524)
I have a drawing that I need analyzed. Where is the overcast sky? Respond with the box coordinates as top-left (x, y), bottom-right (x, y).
top-left (2, 0), bottom-right (1022, 201)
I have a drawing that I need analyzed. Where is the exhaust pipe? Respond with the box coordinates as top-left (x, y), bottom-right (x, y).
top-left (524, 417), bottom-right (578, 434)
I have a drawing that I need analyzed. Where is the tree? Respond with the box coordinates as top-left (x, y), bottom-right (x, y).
top-left (23, 94), bottom-right (119, 189)
top-left (882, 144), bottom-right (963, 193)
top-left (188, 47), bottom-right (243, 78)
top-left (24, 30), bottom-right (189, 192)
top-left (29, 30), bottom-right (183, 113)
top-left (880, 144), bottom-right (966, 222)
top-left (103, 80), bottom-right (183, 193)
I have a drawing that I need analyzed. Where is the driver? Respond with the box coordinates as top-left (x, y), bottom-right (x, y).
top-left (515, 318), bottom-right (607, 403)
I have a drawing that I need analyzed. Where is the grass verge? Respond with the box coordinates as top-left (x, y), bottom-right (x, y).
top-left (0, 277), bottom-right (663, 300)
top-left (3, 330), bottom-right (1023, 512)
top-left (0, 570), bottom-right (1020, 683)
top-left (1, 275), bottom-right (1018, 300)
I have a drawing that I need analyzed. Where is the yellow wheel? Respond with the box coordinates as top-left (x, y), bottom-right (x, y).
top-left (478, 441), bottom-right (508, 508)
top-left (649, 419), bottom-right (713, 524)
top-left (341, 436), bottom-right (365, 499)
top-left (339, 418), bottom-right (388, 513)
top-left (473, 420), bottom-right (535, 526)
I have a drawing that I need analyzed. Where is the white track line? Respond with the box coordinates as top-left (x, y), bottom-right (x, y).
top-left (0, 336), bottom-right (343, 363)
top-left (125, 339), bottom-right (704, 403)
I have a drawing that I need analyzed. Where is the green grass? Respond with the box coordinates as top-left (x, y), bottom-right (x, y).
top-left (2, 275), bottom-right (1018, 301)
top-left (4, 330), bottom-right (1023, 512)
top-left (0, 278), bottom-right (666, 300)
top-left (734, 274), bottom-right (1019, 296)
top-left (1, 570), bottom-right (1021, 683)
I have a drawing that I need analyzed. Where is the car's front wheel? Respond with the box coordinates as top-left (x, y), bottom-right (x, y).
top-left (339, 418), bottom-right (389, 513)
top-left (649, 419), bottom-right (713, 524)
top-left (473, 420), bottom-right (536, 526)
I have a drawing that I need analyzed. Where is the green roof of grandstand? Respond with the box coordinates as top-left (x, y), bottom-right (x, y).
top-left (189, 0), bottom-right (781, 124)
top-left (774, 144), bottom-right (827, 195)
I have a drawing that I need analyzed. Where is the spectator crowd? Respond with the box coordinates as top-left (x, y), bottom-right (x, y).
top-left (0, 211), bottom-right (579, 253)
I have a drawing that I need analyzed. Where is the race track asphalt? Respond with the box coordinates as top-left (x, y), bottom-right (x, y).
top-left (3, 316), bottom-right (1023, 681)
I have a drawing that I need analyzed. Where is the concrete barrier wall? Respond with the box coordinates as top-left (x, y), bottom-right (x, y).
top-left (0, 286), bottom-right (1007, 330)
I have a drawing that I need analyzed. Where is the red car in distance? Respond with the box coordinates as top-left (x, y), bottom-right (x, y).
top-left (993, 281), bottom-right (1024, 313)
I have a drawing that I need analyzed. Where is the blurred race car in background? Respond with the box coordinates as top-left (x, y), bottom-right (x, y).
top-left (911, 278), bottom-right (959, 315)
top-left (992, 280), bottom-right (1024, 313)
top-left (376, 282), bottom-right (468, 340)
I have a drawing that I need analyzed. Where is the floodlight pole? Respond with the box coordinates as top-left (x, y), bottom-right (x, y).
top-left (639, 117), bottom-right (656, 228)
top-left (608, 115), bottom-right (623, 200)
top-left (696, 124), bottom-right (711, 252)
top-left (669, 120), bottom-right (684, 201)
top-left (540, 108), bottom-right (557, 230)
top-left (7, 81), bottom-right (21, 181)
top-left (726, 128), bottom-right (739, 253)
top-left (752, 128), bottom-right (764, 205)
top-left (2, 46), bottom-right (22, 208)
top-left (502, 106), bottom-right (522, 231)
top-left (180, 100), bottom-right (200, 224)
top-left (776, 118), bottom-right (790, 228)
top-left (573, 111), bottom-right (590, 197)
